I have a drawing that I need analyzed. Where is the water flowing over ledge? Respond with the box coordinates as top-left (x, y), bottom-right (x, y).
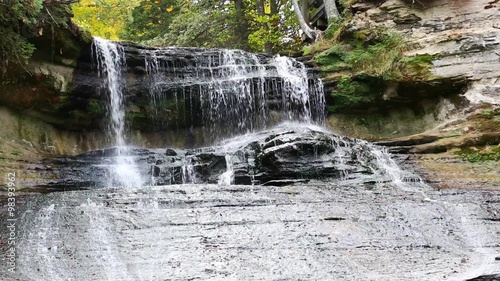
top-left (79, 38), bottom-right (326, 145)
top-left (90, 38), bottom-right (329, 188)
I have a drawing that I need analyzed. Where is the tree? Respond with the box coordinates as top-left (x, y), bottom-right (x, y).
top-left (292, 0), bottom-right (341, 41)
top-left (72, 0), bottom-right (139, 40)
top-left (71, 0), bottom-right (303, 53)
top-left (1, 0), bottom-right (77, 71)
top-left (0, 0), bottom-right (43, 69)
top-left (121, 0), bottom-right (178, 42)
top-left (234, 0), bottom-right (250, 50)
top-left (324, 0), bottom-right (340, 21)
top-left (291, 0), bottom-right (319, 40)
top-left (148, 0), bottom-right (240, 49)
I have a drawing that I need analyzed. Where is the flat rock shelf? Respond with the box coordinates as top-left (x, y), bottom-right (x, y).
top-left (1, 184), bottom-right (499, 281)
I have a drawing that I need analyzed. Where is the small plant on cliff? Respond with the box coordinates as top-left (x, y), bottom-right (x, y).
top-left (309, 20), bottom-right (438, 113)
top-left (398, 54), bottom-right (437, 81)
top-left (457, 146), bottom-right (500, 163)
top-left (347, 32), bottom-right (406, 79)
top-left (315, 31), bottom-right (407, 79)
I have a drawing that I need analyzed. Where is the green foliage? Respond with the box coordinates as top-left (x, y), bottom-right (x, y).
top-left (87, 99), bottom-right (103, 115)
top-left (118, 0), bottom-right (302, 53)
top-left (313, 27), bottom-right (438, 112)
top-left (314, 32), bottom-right (406, 79)
top-left (324, 18), bottom-right (345, 40)
top-left (458, 146), bottom-right (500, 163)
top-left (146, 0), bottom-right (238, 48)
top-left (72, 0), bottom-right (140, 40)
top-left (399, 54), bottom-right (436, 80)
top-left (1, 0), bottom-right (75, 71)
top-left (482, 109), bottom-right (495, 118)
top-left (328, 75), bottom-right (379, 112)
top-left (121, 0), bottom-right (177, 42)
top-left (314, 44), bottom-right (350, 72)
top-left (0, 0), bottom-right (43, 67)
top-left (248, 14), bottom-right (284, 53)
top-left (11, 150), bottom-right (21, 156)
top-left (346, 32), bottom-right (405, 79)
top-left (247, 1), bottom-right (302, 53)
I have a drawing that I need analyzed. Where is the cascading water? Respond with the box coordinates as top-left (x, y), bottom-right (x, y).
top-left (142, 47), bottom-right (325, 140)
top-left (93, 37), bottom-right (143, 187)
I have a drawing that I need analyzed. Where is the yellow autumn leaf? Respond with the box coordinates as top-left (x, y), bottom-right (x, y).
top-left (166, 6), bottom-right (174, 12)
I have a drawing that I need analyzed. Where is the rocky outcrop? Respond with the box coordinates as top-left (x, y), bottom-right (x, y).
top-left (0, 16), bottom-right (93, 129)
top-left (21, 124), bottom-right (412, 191)
top-left (326, 0), bottom-right (500, 141)
top-left (314, 0), bottom-right (500, 190)
top-left (1, 39), bottom-right (324, 155)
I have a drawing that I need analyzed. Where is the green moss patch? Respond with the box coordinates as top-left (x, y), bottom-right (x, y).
top-left (457, 146), bottom-right (500, 163)
top-left (327, 75), bottom-right (382, 112)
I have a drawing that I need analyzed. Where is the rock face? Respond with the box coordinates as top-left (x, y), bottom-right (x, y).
top-left (318, 0), bottom-right (500, 189)
top-left (326, 0), bottom-right (500, 140)
top-left (3, 182), bottom-right (499, 280)
top-left (25, 124), bottom-right (415, 191)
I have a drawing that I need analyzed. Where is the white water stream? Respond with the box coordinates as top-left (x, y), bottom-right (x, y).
top-left (93, 37), bottom-right (143, 188)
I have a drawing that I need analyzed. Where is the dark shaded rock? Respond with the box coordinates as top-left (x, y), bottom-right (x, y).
top-left (165, 148), bottom-right (177, 156)
top-left (262, 179), bottom-right (310, 186)
top-left (152, 166), bottom-right (161, 177)
top-left (70, 42), bottom-right (323, 138)
top-left (376, 135), bottom-right (440, 147)
top-left (393, 12), bottom-right (421, 24)
top-left (466, 274), bottom-right (500, 281)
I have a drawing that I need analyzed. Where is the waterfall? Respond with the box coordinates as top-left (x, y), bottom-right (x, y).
top-left (142, 47), bottom-right (325, 139)
top-left (218, 154), bottom-right (235, 185)
top-left (93, 37), bottom-right (143, 187)
top-left (7, 41), bottom-right (500, 281)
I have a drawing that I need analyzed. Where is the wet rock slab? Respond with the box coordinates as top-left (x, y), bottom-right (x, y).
top-left (2, 184), bottom-right (499, 281)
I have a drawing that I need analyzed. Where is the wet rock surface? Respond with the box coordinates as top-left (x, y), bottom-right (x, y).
top-left (28, 124), bottom-right (402, 191)
top-left (73, 43), bottom-right (324, 135)
top-left (1, 184), bottom-right (499, 280)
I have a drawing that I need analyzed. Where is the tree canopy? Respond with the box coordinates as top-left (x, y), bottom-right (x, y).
top-left (72, 0), bottom-right (305, 53)
top-left (71, 0), bottom-right (139, 40)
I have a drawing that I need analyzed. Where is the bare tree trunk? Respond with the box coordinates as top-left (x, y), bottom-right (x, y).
top-left (324, 0), bottom-right (341, 22)
top-left (256, 0), bottom-right (264, 16)
top-left (270, 0), bottom-right (278, 15)
top-left (291, 0), bottom-right (318, 40)
top-left (300, 0), bottom-right (309, 24)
